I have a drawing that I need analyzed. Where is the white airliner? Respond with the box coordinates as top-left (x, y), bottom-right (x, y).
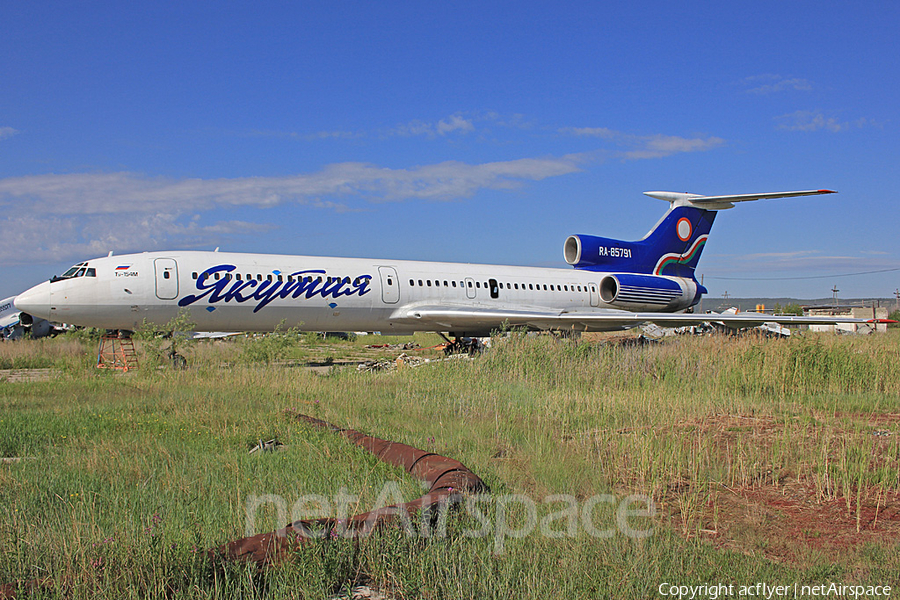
top-left (0, 294), bottom-right (59, 340)
top-left (13, 190), bottom-right (886, 340)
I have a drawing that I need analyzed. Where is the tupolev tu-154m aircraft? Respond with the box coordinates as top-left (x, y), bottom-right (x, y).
top-left (13, 189), bottom-right (890, 341)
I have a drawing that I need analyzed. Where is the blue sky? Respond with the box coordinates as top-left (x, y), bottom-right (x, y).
top-left (2, 1), bottom-right (898, 300)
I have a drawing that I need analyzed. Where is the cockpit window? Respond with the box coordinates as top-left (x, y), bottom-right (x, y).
top-left (54, 262), bottom-right (96, 281)
top-left (60, 263), bottom-right (86, 278)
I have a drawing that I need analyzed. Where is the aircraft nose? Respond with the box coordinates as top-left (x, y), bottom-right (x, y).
top-left (14, 281), bottom-right (52, 321)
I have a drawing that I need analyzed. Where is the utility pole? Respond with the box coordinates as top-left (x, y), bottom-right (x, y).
top-left (894, 288), bottom-right (899, 311)
top-left (831, 285), bottom-right (839, 307)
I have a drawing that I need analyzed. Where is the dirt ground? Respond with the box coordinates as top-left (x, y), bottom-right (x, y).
top-left (658, 413), bottom-right (900, 565)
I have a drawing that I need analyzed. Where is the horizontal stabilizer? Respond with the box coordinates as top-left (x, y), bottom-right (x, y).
top-left (644, 189), bottom-right (835, 210)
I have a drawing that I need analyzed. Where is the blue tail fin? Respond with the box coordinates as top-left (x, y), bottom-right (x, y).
top-left (564, 204), bottom-right (716, 277)
top-left (563, 189), bottom-right (836, 277)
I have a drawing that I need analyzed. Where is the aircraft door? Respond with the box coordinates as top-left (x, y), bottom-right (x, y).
top-left (589, 282), bottom-right (600, 307)
top-left (378, 266), bottom-right (400, 304)
top-left (154, 258), bottom-right (179, 300)
top-left (464, 277), bottom-right (476, 299)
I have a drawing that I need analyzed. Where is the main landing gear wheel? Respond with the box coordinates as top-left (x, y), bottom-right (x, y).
top-left (442, 336), bottom-right (484, 357)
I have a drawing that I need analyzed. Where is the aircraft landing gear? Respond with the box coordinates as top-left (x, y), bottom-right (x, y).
top-left (441, 335), bottom-right (484, 357)
top-left (166, 345), bottom-right (187, 370)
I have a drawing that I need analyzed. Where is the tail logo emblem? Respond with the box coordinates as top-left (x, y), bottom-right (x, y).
top-left (676, 218), bottom-right (692, 242)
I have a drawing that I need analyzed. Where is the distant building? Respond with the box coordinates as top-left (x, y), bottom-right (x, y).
top-left (805, 305), bottom-right (890, 334)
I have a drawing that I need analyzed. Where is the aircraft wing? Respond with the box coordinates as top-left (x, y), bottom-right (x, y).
top-left (391, 304), bottom-right (890, 333)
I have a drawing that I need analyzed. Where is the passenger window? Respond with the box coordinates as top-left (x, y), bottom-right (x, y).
top-left (476, 282), bottom-right (480, 288)
top-left (192, 272), bottom-right (198, 280)
top-left (444, 280), bottom-right (449, 287)
top-left (467, 281), bottom-right (472, 288)
top-left (452, 281), bottom-right (457, 287)
top-left (214, 273), bottom-right (220, 280)
top-left (418, 280), bottom-right (424, 286)
top-left (163, 272), bottom-right (170, 279)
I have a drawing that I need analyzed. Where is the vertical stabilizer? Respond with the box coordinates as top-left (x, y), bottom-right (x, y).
top-left (563, 203), bottom-right (715, 276)
top-left (564, 189), bottom-right (835, 277)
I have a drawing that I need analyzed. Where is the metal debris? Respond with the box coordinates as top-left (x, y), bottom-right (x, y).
top-left (356, 353), bottom-right (429, 372)
top-left (211, 413), bottom-right (488, 565)
top-left (248, 438), bottom-right (285, 453)
top-left (364, 342), bottom-right (420, 350)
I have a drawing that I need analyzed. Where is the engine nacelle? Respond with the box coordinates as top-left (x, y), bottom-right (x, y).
top-left (598, 273), bottom-right (699, 311)
top-left (565, 234), bottom-right (643, 268)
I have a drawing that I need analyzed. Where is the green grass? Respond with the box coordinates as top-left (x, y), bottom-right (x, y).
top-left (1, 330), bottom-right (899, 597)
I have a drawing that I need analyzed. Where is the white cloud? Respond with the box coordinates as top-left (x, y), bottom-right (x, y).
top-left (774, 110), bottom-right (869, 132)
top-left (558, 126), bottom-right (725, 160)
top-left (741, 74), bottom-right (813, 95)
top-left (247, 128), bottom-right (359, 141)
top-left (0, 213), bottom-right (277, 264)
top-left (620, 135), bottom-right (725, 160)
top-left (436, 114), bottom-right (475, 135)
top-left (0, 155), bottom-right (582, 264)
top-left (392, 112), bottom-right (475, 137)
top-left (0, 127), bottom-right (19, 141)
top-left (0, 157), bottom-right (582, 215)
top-left (558, 127), bottom-right (617, 139)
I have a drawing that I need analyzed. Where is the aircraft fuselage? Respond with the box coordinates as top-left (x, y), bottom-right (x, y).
top-left (15, 250), bottom-right (699, 336)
